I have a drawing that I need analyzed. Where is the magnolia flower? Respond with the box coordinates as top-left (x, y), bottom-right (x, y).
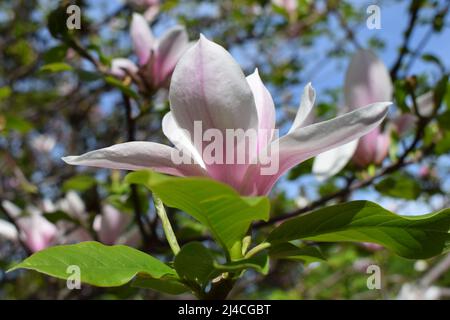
top-left (1, 200), bottom-right (57, 252)
top-left (313, 49), bottom-right (393, 179)
top-left (111, 13), bottom-right (190, 91)
top-left (63, 36), bottom-right (390, 196)
top-left (93, 204), bottom-right (135, 245)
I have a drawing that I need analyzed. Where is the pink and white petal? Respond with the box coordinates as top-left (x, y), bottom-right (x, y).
top-left (374, 132), bottom-right (390, 164)
top-left (240, 102), bottom-right (390, 195)
top-left (62, 142), bottom-right (207, 177)
top-left (162, 112), bottom-right (205, 168)
top-left (169, 35), bottom-right (258, 187)
top-left (110, 58), bottom-right (139, 78)
top-left (288, 83), bottom-right (316, 133)
top-left (352, 127), bottom-right (380, 167)
top-left (97, 205), bottom-right (131, 245)
top-left (169, 34), bottom-right (258, 138)
top-left (130, 13), bottom-right (155, 65)
top-left (17, 214), bottom-right (57, 252)
top-left (154, 26), bottom-right (190, 86)
top-left (344, 49), bottom-right (393, 109)
top-left (246, 69), bottom-right (276, 150)
top-left (312, 139), bottom-right (358, 181)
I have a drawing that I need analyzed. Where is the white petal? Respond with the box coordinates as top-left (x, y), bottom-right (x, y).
top-left (312, 139), bottom-right (358, 181)
top-left (246, 69), bottom-right (276, 149)
top-left (0, 219), bottom-right (18, 240)
top-left (288, 82), bottom-right (316, 133)
top-left (62, 142), bottom-right (207, 177)
top-left (162, 112), bottom-right (205, 168)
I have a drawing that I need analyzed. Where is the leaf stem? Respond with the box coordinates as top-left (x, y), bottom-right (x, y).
top-left (153, 194), bottom-right (180, 255)
top-left (244, 242), bottom-right (271, 259)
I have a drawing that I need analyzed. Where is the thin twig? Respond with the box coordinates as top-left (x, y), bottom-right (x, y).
top-left (122, 93), bottom-right (152, 247)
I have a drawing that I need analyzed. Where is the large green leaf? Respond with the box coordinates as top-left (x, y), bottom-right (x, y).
top-left (267, 201), bottom-right (450, 259)
top-left (126, 170), bottom-right (270, 254)
top-left (8, 241), bottom-right (176, 287)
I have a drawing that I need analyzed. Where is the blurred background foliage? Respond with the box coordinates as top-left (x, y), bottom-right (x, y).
top-left (1, 0), bottom-right (450, 299)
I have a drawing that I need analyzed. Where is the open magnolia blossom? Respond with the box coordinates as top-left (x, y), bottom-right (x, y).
top-left (313, 49), bottom-right (393, 180)
top-left (63, 35), bottom-right (390, 196)
top-left (111, 13), bottom-right (190, 91)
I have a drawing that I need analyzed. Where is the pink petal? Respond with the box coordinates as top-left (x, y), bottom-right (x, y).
top-left (97, 205), bottom-right (131, 245)
top-left (352, 127), bottom-right (380, 167)
top-left (344, 49), bottom-right (393, 109)
top-left (130, 13), bottom-right (155, 65)
top-left (246, 69), bottom-right (276, 151)
top-left (17, 213), bottom-right (57, 252)
top-left (62, 141), bottom-right (207, 177)
top-left (169, 35), bottom-right (259, 188)
top-left (153, 26), bottom-right (190, 87)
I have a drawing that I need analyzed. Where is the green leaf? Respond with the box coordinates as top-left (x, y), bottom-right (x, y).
top-left (132, 275), bottom-right (189, 295)
top-left (40, 62), bottom-right (73, 73)
top-left (126, 170), bottom-right (270, 254)
top-left (9, 241), bottom-right (176, 287)
top-left (4, 114), bottom-right (33, 133)
top-left (63, 175), bottom-right (96, 192)
top-left (0, 86), bottom-right (12, 100)
top-left (375, 172), bottom-right (421, 199)
top-left (267, 201), bottom-right (450, 259)
top-left (269, 243), bottom-right (326, 264)
top-left (174, 242), bottom-right (219, 287)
